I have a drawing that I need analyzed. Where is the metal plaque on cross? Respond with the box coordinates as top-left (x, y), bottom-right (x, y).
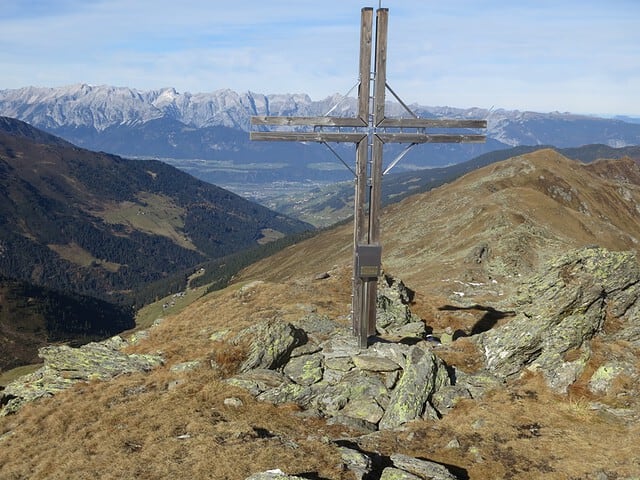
top-left (250, 7), bottom-right (486, 348)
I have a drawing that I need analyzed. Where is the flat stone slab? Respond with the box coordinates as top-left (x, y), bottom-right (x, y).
top-left (352, 355), bottom-right (401, 372)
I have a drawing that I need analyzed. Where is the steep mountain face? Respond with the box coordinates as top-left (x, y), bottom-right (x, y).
top-left (1, 85), bottom-right (639, 182)
top-left (0, 117), bottom-right (311, 302)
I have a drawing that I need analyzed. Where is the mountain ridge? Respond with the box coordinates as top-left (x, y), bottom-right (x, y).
top-left (274, 143), bottom-right (640, 227)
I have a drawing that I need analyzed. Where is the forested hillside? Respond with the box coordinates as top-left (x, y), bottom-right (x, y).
top-left (0, 117), bottom-right (311, 303)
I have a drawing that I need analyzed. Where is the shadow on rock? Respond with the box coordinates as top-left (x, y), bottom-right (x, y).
top-left (438, 304), bottom-right (515, 339)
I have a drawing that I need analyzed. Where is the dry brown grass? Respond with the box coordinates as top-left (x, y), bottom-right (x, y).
top-left (0, 366), bottom-right (354, 480)
top-left (359, 371), bottom-right (640, 479)
top-left (209, 339), bottom-right (249, 378)
top-left (0, 272), bottom-right (362, 479)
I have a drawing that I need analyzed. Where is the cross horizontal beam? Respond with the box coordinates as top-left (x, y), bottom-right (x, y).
top-left (252, 116), bottom-right (487, 131)
top-left (376, 133), bottom-right (486, 144)
top-left (250, 131), bottom-right (366, 143)
top-left (379, 118), bottom-right (487, 129)
top-left (251, 116), bottom-right (366, 128)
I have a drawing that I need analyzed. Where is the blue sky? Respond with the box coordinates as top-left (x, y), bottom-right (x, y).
top-left (1, 0), bottom-right (638, 116)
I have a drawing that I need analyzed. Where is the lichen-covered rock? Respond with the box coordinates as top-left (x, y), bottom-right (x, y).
top-left (588, 361), bottom-right (636, 394)
top-left (370, 342), bottom-right (410, 367)
top-left (454, 369), bottom-right (503, 399)
top-left (379, 343), bottom-right (451, 429)
top-left (289, 341), bottom-right (322, 358)
top-left (225, 369), bottom-right (286, 396)
top-left (476, 247), bottom-right (640, 391)
top-left (352, 354), bottom-right (401, 372)
top-left (1, 336), bottom-right (163, 416)
top-left (338, 446), bottom-right (373, 479)
top-left (293, 313), bottom-right (347, 338)
top-left (390, 453), bottom-right (459, 480)
top-left (376, 274), bottom-right (421, 333)
top-left (386, 321), bottom-right (427, 339)
top-left (326, 414), bottom-right (378, 433)
top-left (341, 397), bottom-right (385, 424)
top-left (39, 341), bottom-right (162, 380)
top-left (379, 467), bottom-right (422, 480)
top-left (324, 356), bottom-right (355, 374)
top-left (283, 353), bottom-right (323, 386)
top-left (320, 334), bottom-right (361, 359)
top-left (431, 384), bottom-right (473, 415)
top-left (333, 369), bottom-right (391, 407)
top-left (239, 321), bottom-right (307, 372)
top-left (313, 391), bottom-right (348, 414)
top-left (257, 383), bottom-right (314, 406)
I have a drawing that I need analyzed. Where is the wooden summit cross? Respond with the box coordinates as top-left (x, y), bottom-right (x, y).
top-left (251, 7), bottom-right (486, 348)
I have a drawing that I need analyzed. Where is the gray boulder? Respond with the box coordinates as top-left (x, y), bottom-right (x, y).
top-left (239, 321), bottom-right (307, 372)
top-left (225, 369), bottom-right (287, 396)
top-left (377, 274), bottom-right (421, 334)
top-left (283, 353), bottom-right (324, 386)
top-left (338, 446), bottom-right (373, 479)
top-left (390, 453), bottom-right (459, 480)
top-left (380, 468), bottom-right (422, 479)
top-left (379, 343), bottom-right (451, 429)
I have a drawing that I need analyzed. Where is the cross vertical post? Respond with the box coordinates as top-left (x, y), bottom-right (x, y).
top-left (352, 7), bottom-right (373, 347)
top-left (250, 7), bottom-right (486, 348)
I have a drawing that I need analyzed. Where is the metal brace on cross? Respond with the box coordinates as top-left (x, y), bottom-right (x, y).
top-left (250, 7), bottom-right (486, 348)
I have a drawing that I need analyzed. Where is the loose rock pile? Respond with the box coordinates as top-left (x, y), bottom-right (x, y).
top-left (221, 275), bottom-right (499, 434)
top-left (247, 451), bottom-right (459, 480)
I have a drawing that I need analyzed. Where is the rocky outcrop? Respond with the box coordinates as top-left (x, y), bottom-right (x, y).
top-left (476, 247), bottom-right (640, 392)
top-left (235, 249), bottom-right (640, 480)
top-left (0, 335), bottom-right (163, 416)
top-left (227, 249), bottom-right (640, 437)
top-left (234, 326), bottom-right (474, 432)
top-left (379, 343), bottom-right (450, 429)
top-left (238, 320), bottom-right (307, 372)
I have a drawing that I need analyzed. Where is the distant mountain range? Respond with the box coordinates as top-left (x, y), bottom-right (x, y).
top-left (1, 84), bottom-right (639, 184)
